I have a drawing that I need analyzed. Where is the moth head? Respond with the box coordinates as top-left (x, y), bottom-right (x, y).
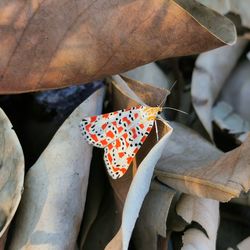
top-left (143, 107), bottom-right (162, 121)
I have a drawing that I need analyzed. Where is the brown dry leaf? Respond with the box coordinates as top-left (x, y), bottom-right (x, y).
top-left (0, 229), bottom-right (8, 250)
top-left (191, 39), bottom-right (248, 140)
top-left (103, 75), bottom-right (172, 250)
top-left (155, 122), bottom-right (250, 202)
top-left (107, 75), bottom-right (172, 209)
top-left (0, 108), bottom-right (24, 247)
top-left (176, 194), bottom-right (219, 250)
top-left (0, 0), bottom-right (236, 93)
top-left (9, 87), bottom-right (105, 249)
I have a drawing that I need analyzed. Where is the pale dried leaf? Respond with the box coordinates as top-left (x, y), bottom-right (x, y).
top-left (123, 63), bottom-right (170, 89)
top-left (227, 237), bottom-right (250, 250)
top-left (132, 181), bottom-right (176, 250)
top-left (176, 195), bottom-right (219, 250)
top-left (220, 58), bottom-right (250, 123)
top-left (198, 0), bottom-right (250, 29)
top-left (235, 236), bottom-right (250, 250)
top-left (247, 51), bottom-right (250, 60)
top-left (9, 87), bottom-right (105, 249)
top-left (191, 39), bottom-right (248, 139)
top-left (182, 228), bottom-right (215, 250)
top-left (155, 122), bottom-right (250, 202)
top-left (212, 101), bottom-right (250, 142)
top-left (0, 108), bottom-right (24, 242)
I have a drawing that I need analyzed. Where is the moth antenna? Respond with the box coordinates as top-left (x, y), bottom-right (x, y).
top-left (158, 80), bottom-right (177, 108)
top-left (154, 120), bottom-right (159, 142)
top-left (169, 80), bottom-right (177, 92)
top-left (162, 107), bottom-right (189, 115)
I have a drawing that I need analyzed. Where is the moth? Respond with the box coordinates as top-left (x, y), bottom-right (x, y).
top-left (80, 105), bottom-right (163, 179)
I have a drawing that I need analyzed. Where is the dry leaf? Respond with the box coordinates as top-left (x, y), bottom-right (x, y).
top-left (212, 101), bottom-right (250, 143)
top-left (228, 237), bottom-right (250, 250)
top-left (0, 0), bottom-right (236, 93)
top-left (247, 51), bottom-right (250, 60)
top-left (132, 181), bottom-right (176, 250)
top-left (220, 58), bottom-right (250, 124)
top-left (176, 195), bottom-right (219, 250)
top-left (0, 229), bottom-right (8, 250)
top-left (155, 122), bottom-right (250, 202)
top-left (0, 108), bottom-right (24, 246)
top-left (198, 1), bottom-right (250, 29)
top-left (107, 75), bottom-right (171, 208)
top-left (78, 75), bottom-right (173, 250)
top-left (103, 75), bottom-right (172, 250)
top-left (231, 192), bottom-right (250, 206)
top-left (9, 87), bottom-right (105, 249)
top-left (191, 39), bottom-right (248, 139)
top-left (123, 63), bottom-right (170, 89)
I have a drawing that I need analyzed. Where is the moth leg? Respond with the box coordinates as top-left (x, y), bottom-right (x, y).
top-left (154, 120), bottom-right (159, 142)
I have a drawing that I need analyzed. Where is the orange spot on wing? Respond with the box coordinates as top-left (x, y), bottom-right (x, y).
top-left (133, 148), bottom-right (139, 154)
top-left (107, 153), bottom-right (112, 163)
top-left (102, 114), bottom-right (109, 119)
top-left (102, 123), bottom-right (107, 130)
top-left (132, 128), bottom-right (137, 139)
top-left (91, 134), bottom-right (98, 142)
top-left (118, 152), bottom-right (125, 158)
top-left (100, 139), bottom-right (108, 146)
top-left (112, 167), bottom-right (127, 174)
top-left (108, 144), bottom-right (113, 150)
top-left (85, 124), bottom-right (91, 132)
top-left (139, 124), bottom-right (144, 129)
top-left (90, 116), bottom-right (97, 122)
top-left (106, 131), bottom-right (114, 139)
top-left (116, 140), bottom-right (121, 148)
top-left (123, 133), bottom-right (128, 139)
top-left (141, 136), bottom-right (147, 142)
top-left (118, 127), bottom-right (123, 133)
top-left (147, 127), bottom-right (151, 132)
top-left (127, 157), bottom-right (133, 165)
top-left (134, 113), bottom-right (139, 119)
top-left (122, 117), bottom-right (131, 125)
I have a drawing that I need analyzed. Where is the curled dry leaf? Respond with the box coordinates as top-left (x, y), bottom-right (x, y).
top-left (0, 229), bottom-right (8, 250)
top-left (220, 58), bottom-right (250, 124)
top-left (231, 191), bottom-right (250, 207)
top-left (155, 122), bottom-right (250, 202)
top-left (0, 0), bottom-right (236, 93)
top-left (198, 1), bottom-right (250, 30)
top-left (103, 75), bottom-right (172, 250)
top-left (212, 101), bottom-right (250, 143)
top-left (176, 195), bottom-right (219, 250)
top-left (123, 62), bottom-right (170, 89)
top-left (9, 87), bottom-right (105, 249)
top-left (228, 237), bottom-right (250, 250)
top-left (108, 75), bottom-right (171, 208)
top-left (0, 108), bottom-right (24, 245)
top-left (191, 39), bottom-right (248, 140)
top-left (132, 181), bottom-right (176, 250)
